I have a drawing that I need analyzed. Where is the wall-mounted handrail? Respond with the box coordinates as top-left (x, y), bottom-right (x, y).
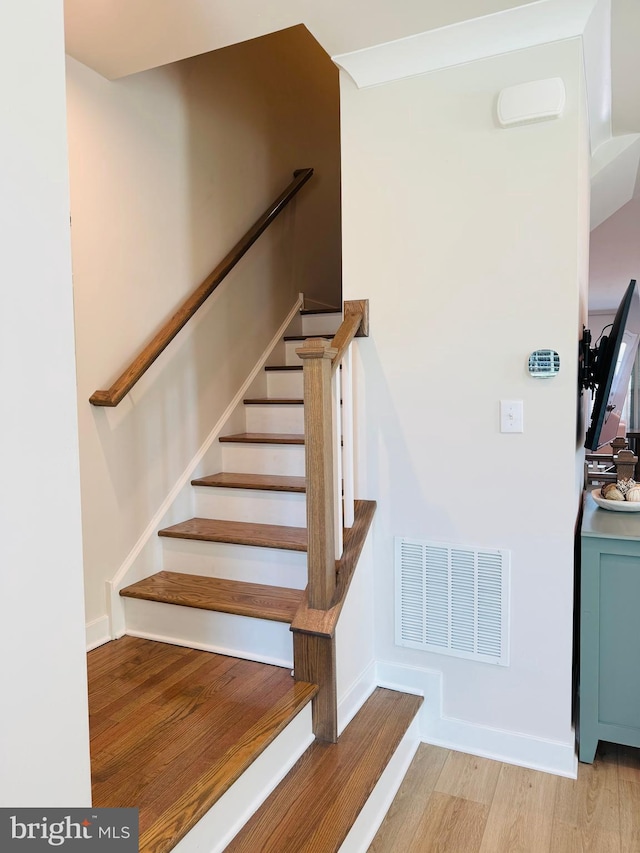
top-left (90, 168), bottom-right (314, 407)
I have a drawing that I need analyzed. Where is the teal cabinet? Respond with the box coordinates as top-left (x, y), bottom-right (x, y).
top-left (579, 493), bottom-right (640, 762)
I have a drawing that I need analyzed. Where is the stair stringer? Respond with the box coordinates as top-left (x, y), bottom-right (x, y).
top-left (103, 293), bottom-right (304, 645)
top-left (335, 527), bottom-right (377, 734)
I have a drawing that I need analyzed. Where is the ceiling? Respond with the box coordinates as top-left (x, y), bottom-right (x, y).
top-left (62, 0), bottom-right (640, 310)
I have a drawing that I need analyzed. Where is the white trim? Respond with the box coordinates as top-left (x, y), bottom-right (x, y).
top-left (85, 615), bottom-right (110, 651)
top-left (375, 661), bottom-right (577, 778)
top-left (333, 0), bottom-right (597, 89)
top-left (107, 579), bottom-right (125, 639)
top-left (342, 344), bottom-right (355, 529)
top-left (426, 713), bottom-right (578, 779)
top-left (333, 0), bottom-right (627, 210)
top-left (333, 367), bottom-right (343, 559)
top-left (590, 133), bottom-right (640, 230)
top-left (172, 704), bottom-right (314, 853)
top-left (124, 628), bottom-right (293, 669)
top-left (106, 295), bottom-right (303, 638)
top-left (338, 717), bottom-right (420, 853)
top-left (337, 660), bottom-right (377, 736)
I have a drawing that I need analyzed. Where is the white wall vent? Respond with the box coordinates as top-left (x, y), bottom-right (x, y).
top-left (395, 538), bottom-right (510, 666)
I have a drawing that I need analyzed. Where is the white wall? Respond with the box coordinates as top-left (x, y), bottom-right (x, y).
top-left (0, 0), bottom-right (91, 805)
top-left (587, 311), bottom-right (616, 341)
top-left (341, 39), bottom-right (589, 769)
top-left (589, 196), bottom-right (640, 311)
top-left (67, 26), bottom-right (340, 629)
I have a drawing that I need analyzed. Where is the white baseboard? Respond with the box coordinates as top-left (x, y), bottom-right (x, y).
top-left (337, 661), bottom-right (377, 736)
top-left (425, 714), bottom-right (578, 779)
top-left (172, 704), bottom-right (314, 853)
top-left (339, 716), bottom-right (420, 853)
top-left (86, 615), bottom-right (111, 651)
top-left (106, 295), bottom-right (303, 639)
top-left (376, 661), bottom-right (577, 779)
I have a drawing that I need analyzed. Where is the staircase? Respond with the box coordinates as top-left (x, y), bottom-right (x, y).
top-left (89, 306), bottom-right (422, 853)
top-left (119, 309), bottom-right (343, 669)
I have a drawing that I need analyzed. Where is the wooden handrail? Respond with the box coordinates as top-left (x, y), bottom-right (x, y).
top-left (90, 168), bottom-right (314, 407)
top-left (330, 299), bottom-right (369, 374)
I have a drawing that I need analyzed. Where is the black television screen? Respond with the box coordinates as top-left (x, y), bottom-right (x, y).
top-left (585, 279), bottom-right (640, 451)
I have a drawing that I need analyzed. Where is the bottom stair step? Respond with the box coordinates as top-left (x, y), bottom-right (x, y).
top-left (88, 637), bottom-right (318, 853)
top-left (225, 687), bottom-right (423, 852)
top-left (120, 571), bottom-right (304, 623)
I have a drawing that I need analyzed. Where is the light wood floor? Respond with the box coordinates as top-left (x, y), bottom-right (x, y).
top-left (369, 741), bottom-right (640, 852)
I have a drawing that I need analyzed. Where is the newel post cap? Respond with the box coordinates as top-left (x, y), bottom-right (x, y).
top-left (296, 338), bottom-right (338, 360)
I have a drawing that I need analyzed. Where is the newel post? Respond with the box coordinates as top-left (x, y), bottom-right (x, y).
top-left (296, 338), bottom-right (338, 610)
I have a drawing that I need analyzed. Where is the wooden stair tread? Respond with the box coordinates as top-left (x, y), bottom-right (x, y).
top-left (120, 571), bottom-right (304, 622)
top-left (191, 472), bottom-right (306, 492)
top-left (140, 678), bottom-right (318, 853)
top-left (264, 365), bottom-right (302, 372)
top-left (300, 307), bottom-right (341, 315)
top-left (88, 637), bottom-right (318, 853)
top-left (243, 397), bottom-right (303, 405)
top-left (283, 335), bottom-right (333, 342)
top-left (158, 517), bottom-right (308, 551)
top-left (220, 432), bottom-right (304, 445)
top-left (225, 687), bottom-right (423, 852)
top-left (265, 364), bottom-right (340, 372)
top-left (243, 398), bottom-right (340, 406)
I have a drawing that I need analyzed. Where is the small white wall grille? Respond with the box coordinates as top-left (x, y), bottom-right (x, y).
top-left (395, 537), bottom-right (510, 665)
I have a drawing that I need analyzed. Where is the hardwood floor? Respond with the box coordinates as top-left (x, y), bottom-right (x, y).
top-left (88, 636), bottom-right (640, 853)
top-left (369, 741), bottom-right (640, 852)
top-left (88, 636), bottom-right (317, 853)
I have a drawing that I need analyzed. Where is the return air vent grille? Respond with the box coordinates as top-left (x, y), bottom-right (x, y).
top-left (395, 538), bottom-right (509, 665)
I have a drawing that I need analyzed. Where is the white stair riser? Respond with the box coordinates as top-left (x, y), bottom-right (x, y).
top-left (245, 404), bottom-right (305, 433)
top-left (266, 371), bottom-right (303, 398)
top-left (222, 442), bottom-right (305, 476)
top-left (193, 486), bottom-right (306, 527)
top-left (285, 341), bottom-right (304, 366)
top-left (173, 705), bottom-right (314, 853)
top-left (301, 312), bottom-right (342, 336)
top-left (123, 598), bottom-right (294, 668)
top-left (161, 537), bottom-right (307, 589)
top-left (285, 340), bottom-right (336, 366)
top-left (285, 338), bottom-right (337, 365)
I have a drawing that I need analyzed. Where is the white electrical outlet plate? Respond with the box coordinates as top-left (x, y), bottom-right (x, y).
top-left (500, 400), bottom-right (524, 433)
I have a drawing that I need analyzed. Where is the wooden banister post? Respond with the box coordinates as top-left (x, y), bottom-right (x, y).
top-left (297, 338), bottom-right (338, 610)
